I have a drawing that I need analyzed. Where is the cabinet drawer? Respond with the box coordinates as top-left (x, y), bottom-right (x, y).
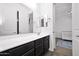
top-left (35, 39), bottom-right (43, 47)
top-left (0, 41), bottom-right (34, 56)
top-left (44, 36), bottom-right (50, 41)
top-left (10, 41), bottom-right (34, 56)
top-left (23, 48), bottom-right (34, 56)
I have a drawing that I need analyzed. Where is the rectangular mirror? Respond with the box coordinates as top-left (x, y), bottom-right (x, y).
top-left (41, 18), bottom-right (44, 27)
top-left (0, 3), bottom-right (33, 36)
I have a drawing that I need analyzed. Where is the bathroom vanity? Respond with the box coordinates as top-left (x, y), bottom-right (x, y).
top-left (0, 33), bottom-right (50, 56)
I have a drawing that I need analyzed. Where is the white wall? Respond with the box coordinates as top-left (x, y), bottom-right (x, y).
top-left (33, 3), bottom-right (53, 33)
top-left (0, 4), bottom-right (17, 35)
top-left (29, 13), bottom-right (33, 33)
top-left (0, 3), bottom-right (32, 36)
top-left (54, 3), bottom-right (72, 38)
top-left (18, 4), bottom-right (32, 34)
top-left (33, 3), bottom-right (55, 51)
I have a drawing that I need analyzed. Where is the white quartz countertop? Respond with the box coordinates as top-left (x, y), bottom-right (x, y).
top-left (0, 32), bottom-right (50, 52)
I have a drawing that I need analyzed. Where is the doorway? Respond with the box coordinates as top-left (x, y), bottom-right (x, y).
top-left (53, 3), bottom-right (72, 55)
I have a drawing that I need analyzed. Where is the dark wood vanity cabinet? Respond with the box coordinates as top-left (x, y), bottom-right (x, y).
top-left (23, 48), bottom-right (34, 56)
top-left (34, 36), bottom-right (50, 56)
top-left (43, 36), bottom-right (50, 54)
top-left (34, 38), bottom-right (43, 56)
top-left (0, 35), bottom-right (50, 56)
top-left (10, 41), bottom-right (34, 56)
top-left (0, 41), bottom-right (34, 56)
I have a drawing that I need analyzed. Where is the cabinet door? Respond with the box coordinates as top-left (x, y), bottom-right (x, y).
top-left (35, 45), bottom-right (43, 56)
top-left (0, 7), bottom-right (17, 36)
top-left (35, 38), bottom-right (43, 47)
top-left (43, 36), bottom-right (49, 54)
top-left (34, 38), bottom-right (43, 56)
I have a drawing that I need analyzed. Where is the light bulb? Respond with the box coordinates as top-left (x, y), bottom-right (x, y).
top-left (0, 16), bottom-right (3, 25)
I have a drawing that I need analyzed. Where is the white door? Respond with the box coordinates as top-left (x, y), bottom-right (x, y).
top-left (72, 3), bottom-right (79, 56)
